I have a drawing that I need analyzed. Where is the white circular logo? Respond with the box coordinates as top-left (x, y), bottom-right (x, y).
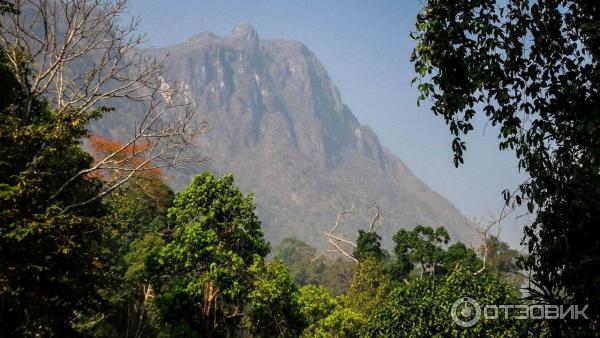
top-left (451, 297), bottom-right (481, 327)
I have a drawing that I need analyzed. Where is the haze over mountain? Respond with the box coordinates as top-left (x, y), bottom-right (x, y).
top-left (97, 24), bottom-right (476, 249)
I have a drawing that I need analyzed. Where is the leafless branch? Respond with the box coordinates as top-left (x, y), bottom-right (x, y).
top-left (325, 204), bottom-right (358, 263)
top-left (1, 0), bottom-right (206, 211)
top-left (368, 205), bottom-right (381, 232)
top-left (469, 211), bottom-right (512, 275)
top-left (321, 200), bottom-right (384, 263)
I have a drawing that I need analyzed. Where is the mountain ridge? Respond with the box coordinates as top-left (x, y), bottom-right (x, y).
top-left (99, 24), bottom-right (477, 250)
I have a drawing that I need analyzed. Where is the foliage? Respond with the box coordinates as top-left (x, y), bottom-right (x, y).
top-left (246, 258), bottom-right (304, 337)
top-left (393, 225), bottom-right (467, 278)
top-left (0, 48), bottom-right (109, 336)
top-left (297, 285), bottom-right (338, 325)
top-left (353, 229), bottom-right (387, 261)
top-left (274, 238), bottom-right (322, 285)
top-left (166, 172), bottom-right (270, 261)
top-left (87, 135), bottom-right (167, 190)
top-left (149, 172), bottom-right (271, 337)
top-left (443, 242), bottom-right (481, 273)
top-left (97, 136), bottom-right (175, 244)
top-left (300, 306), bottom-right (367, 338)
top-left (367, 268), bottom-right (525, 337)
top-left (483, 236), bottom-right (525, 288)
top-left (389, 232), bottom-right (412, 280)
top-left (81, 167), bottom-right (173, 337)
top-left (273, 238), bottom-right (355, 296)
top-left (412, 0), bottom-right (600, 332)
top-left (346, 256), bottom-right (392, 316)
top-left (0, 2), bottom-right (547, 334)
top-left (298, 286), bottom-right (366, 338)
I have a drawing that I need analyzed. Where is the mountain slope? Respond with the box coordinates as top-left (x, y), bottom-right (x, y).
top-left (102, 24), bottom-right (476, 249)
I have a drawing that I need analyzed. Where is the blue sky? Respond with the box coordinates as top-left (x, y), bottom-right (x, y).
top-left (127, 0), bottom-right (529, 246)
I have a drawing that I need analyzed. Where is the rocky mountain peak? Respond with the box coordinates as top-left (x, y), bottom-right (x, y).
top-left (108, 25), bottom-right (477, 250)
top-left (230, 23), bottom-right (258, 40)
top-left (228, 23), bottom-right (259, 50)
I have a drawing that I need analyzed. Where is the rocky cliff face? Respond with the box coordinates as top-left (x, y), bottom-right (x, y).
top-left (105, 24), bottom-right (476, 249)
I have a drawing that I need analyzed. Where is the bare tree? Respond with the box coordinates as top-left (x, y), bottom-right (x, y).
top-left (324, 200), bottom-right (358, 263)
top-left (468, 210), bottom-right (512, 275)
top-left (323, 199), bottom-right (382, 263)
top-left (0, 0), bottom-right (206, 210)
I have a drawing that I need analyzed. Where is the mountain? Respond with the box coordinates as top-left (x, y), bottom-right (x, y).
top-left (97, 24), bottom-right (476, 250)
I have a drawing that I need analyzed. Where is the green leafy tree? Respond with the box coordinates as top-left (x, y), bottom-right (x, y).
top-left (391, 226), bottom-right (486, 281)
top-left (297, 285), bottom-right (338, 325)
top-left (368, 268), bottom-right (526, 337)
top-left (443, 242), bottom-right (481, 273)
top-left (81, 172), bottom-right (174, 338)
top-left (246, 259), bottom-right (304, 337)
top-left (393, 226), bottom-right (451, 278)
top-left (298, 285), bottom-right (366, 338)
top-left (0, 48), bottom-right (110, 336)
top-left (390, 229), bottom-right (415, 280)
top-left (412, 1), bottom-right (600, 332)
top-left (346, 256), bottom-right (391, 318)
top-left (340, 229), bottom-right (525, 337)
top-left (300, 306), bottom-right (367, 338)
top-left (150, 172), bottom-right (270, 337)
top-left (353, 230), bottom-right (386, 261)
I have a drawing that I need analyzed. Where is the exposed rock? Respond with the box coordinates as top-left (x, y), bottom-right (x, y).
top-left (98, 25), bottom-right (477, 250)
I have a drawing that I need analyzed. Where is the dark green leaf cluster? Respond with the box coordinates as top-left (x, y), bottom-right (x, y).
top-left (368, 268), bottom-right (525, 337)
top-left (0, 48), bottom-right (110, 336)
top-left (354, 229), bottom-right (386, 261)
top-left (146, 172), bottom-right (273, 336)
top-left (412, 1), bottom-right (600, 333)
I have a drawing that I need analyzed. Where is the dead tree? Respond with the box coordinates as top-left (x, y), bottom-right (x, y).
top-left (0, 0), bottom-right (206, 210)
top-left (468, 210), bottom-right (512, 275)
top-left (323, 200), bottom-right (382, 263)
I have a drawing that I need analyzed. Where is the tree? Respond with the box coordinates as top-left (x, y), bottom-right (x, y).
top-left (296, 285), bottom-right (338, 326)
top-left (300, 306), bottom-right (366, 338)
top-left (246, 259), bottom-right (304, 337)
top-left (443, 242), bottom-right (481, 273)
top-left (353, 230), bottom-right (386, 262)
top-left (323, 202), bottom-right (382, 263)
top-left (391, 225), bottom-right (487, 281)
top-left (0, 47), bottom-right (109, 336)
top-left (368, 268), bottom-right (525, 337)
top-left (92, 135), bottom-right (175, 237)
top-left (297, 285), bottom-right (366, 338)
top-left (346, 256), bottom-right (391, 318)
top-left (274, 238), bottom-right (323, 286)
top-left (412, 1), bottom-right (599, 332)
top-left (390, 229), bottom-right (415, 280)
top-left (150, 172), bottom-right (270, 337)
top-left (0, 0), bottom-right (205, 210)
top-left (393, 225), bottom-right (451, 278)
top-left (483, 236), bottom-right (525, 289)
top-left (273, 238), bottom-right (355, 296)
top-left (78, 158), bottom-right (174, 337)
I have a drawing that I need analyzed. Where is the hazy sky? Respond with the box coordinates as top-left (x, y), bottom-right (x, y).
top-left (126, 0), bottom-right (530, 247)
